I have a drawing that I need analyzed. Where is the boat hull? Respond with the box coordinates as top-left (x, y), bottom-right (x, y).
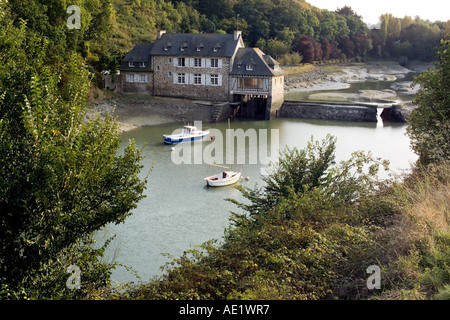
top-left (163, 130), bottom-right (210, 145)
top-left (163, 134), bottom-right (207, 144)
top-left (205, 171), bottom-right (241, 187)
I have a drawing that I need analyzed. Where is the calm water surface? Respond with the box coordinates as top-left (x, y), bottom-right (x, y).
top-left (101, 116), bottom-right (418, 284)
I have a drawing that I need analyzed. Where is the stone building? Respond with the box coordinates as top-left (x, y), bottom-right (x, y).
top-left (114, 30), bottom-right (285, 120)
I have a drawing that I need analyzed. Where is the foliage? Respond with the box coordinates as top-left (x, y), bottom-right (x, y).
top-left (277, 52), bottom-right (303, 66)
top-left (5, 0), bottom-right (447, 75)
top-left (407, 39), bottom-right (450, 166)
top-left (0, 15), bottom-right (146, 299)
top-left (380, 14), bottom-right (443, 61)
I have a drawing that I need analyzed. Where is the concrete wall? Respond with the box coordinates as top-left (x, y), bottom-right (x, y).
top-left (280, 101), bottom-right (378, 122)
top-left (152, 55), bottom-right (231, 102)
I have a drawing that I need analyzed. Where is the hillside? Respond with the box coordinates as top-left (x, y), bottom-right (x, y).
top-left (109, 0), bottom-right (449, 66)
top-left (6, 0), bottom-right (447, 76)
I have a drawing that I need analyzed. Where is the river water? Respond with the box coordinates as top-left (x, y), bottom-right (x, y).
top-left (101, 113), bottom-right (418, 284)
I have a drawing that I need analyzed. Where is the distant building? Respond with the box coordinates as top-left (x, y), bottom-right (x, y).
top-left (113, 30), bottom-right (285, 120)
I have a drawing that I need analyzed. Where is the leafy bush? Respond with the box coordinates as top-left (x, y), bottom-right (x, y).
top-left (408, 39), bottom-right (450, 166)
top-left (0, 16), bottom-right (146, 299)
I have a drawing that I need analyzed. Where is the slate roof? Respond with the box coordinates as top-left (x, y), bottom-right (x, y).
top-left (150, 33), bottom-right (241, 57)
top-left (120, 43), bottom-right (153, 71)
top-left (230, 48), bottom-right (285, 77)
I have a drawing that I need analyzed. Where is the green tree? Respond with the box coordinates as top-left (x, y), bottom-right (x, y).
top-left (230, 135), bottom-right (336, 217)
top-left (0, 19), bottom-right (146, 298)
top-left (7, 0), bottom-right (114, 67)
top-left (266, 38), bottom-right (290, 60)
top-left (407, 39), bottom-right (450, 166)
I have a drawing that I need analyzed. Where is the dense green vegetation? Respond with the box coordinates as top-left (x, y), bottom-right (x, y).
top-left (0, 2), bottom-right (146, 299)
top-left (407, 39), bottom-right (450, 166)
top-left (0, 0), bottom-right (449, 300)
top-left (4, 0), bottom-right (449, 75)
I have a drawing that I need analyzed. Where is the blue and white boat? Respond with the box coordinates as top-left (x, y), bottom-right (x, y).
top-left (163, 125), bottom-right (210, 144)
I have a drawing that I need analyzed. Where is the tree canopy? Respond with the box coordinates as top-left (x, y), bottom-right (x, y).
top-left (0, 7), bottom-right (146, 299)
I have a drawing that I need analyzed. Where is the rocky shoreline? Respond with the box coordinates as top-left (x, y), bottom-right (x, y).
top-left (284, 60), bottom-right (431, 94)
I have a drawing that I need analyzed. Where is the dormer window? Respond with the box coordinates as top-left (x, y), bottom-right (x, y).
top-left (213, 43), bottom-right (221, 52)
top-left (139, 62), bottom-right (146, 68)
top-left (128, 61), bottom-right (135, 68)
top-left (246, 64), bottom-right (254, 71)
top-left (196, 43), bottom-right (204, 52)
top-left (164, 42), bottom-right (172, 51)
top-left (180, 42), bottom-right (188, 51)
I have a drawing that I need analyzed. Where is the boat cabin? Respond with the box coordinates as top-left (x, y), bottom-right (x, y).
top-left (182, 126), bottom-right (198, 135)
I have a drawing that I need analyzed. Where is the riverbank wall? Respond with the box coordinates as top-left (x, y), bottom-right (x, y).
top-left (279, 100), bottom-right (378, 122)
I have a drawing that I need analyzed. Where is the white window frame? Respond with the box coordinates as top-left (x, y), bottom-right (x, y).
top-left (194, 73), bottom-right (202, 85)
top-left (128, 61), bottom-right (135, 68)
top-left (139, 62), bottom-right (146, 68)
top-left (177, 73), bottom-right (186, 84)
top-left (211, 58), bottom-right (219, 68)
top-left (126, 74), bottom-right (135, 83)
top-left (194, 58), bottom-right (202, 68)
top-left (139, 74), bottom-right (147, 83)
top-left (210, 74), bottom-right (219, 86)
top-left (178, 57), bottom-right (186, 67)
top-left (246, 64), bottom-right (254, 71)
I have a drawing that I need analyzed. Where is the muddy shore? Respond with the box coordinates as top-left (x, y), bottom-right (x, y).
top-left (86, 96), bottom-right (216, 133)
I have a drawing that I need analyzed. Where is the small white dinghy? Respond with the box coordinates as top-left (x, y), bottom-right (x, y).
top-left (204, 169), bottom-right (241, 187)
top-left (204, 118), bottom-right (241, 187)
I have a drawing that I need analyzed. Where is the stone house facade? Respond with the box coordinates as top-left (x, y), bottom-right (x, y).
top-left (114, 30), bottom-right (285, 119)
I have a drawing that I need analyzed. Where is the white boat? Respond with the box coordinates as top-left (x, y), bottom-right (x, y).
top-left (163, 125), bottom-right (210, 144)
top-left (204, 170), bottom-right (241, 187)
top-left (204, 119), bottom-right (241, 187)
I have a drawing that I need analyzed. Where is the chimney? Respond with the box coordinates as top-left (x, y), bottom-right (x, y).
top-left (234, 30), bottom-right (242, 41)
top-left (157, 30), bottom-right (166, 40)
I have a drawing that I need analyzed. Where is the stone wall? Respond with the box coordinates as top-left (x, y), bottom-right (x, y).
top-left (280, 100), bottom-right (378, 122)
top-left (266, 75), bottom-right (285, 119)
top-left (116, 72), bottom-right (154, 94)
top-left (380, 102), bottom-right (417, 123)
top-left (152, 55), bottom-right (231, 102)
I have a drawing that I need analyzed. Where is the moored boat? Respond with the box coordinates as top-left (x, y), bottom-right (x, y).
top-left (163, 125), bottom-right (210, 144)
top-left (204, 170), bottom-right (241, 187)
